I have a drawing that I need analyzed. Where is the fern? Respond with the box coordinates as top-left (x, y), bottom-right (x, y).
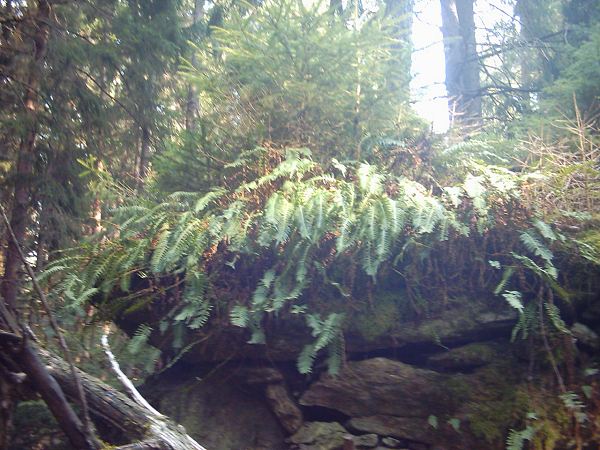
top-left (511, 302), bottom-right (537, 341)
top-left (520, 230), bottom-right (554, 268)
top-left (502, 291), bottom-right (524, 313)
top-left (532, 218), bottom-right (557, 242)
top-left (544, 303), bottom-right (569, 334)
top-left (44, 143), bottom-right (588, 378)
top-left (494, 267), bottom-right (515, 295)
top-left (506, 426), bottom-right (535, 450)
top-left (560, 392), bottom-right (587, 423)
top-left (127, 324), bottom-right (153, 355)
top-left (230, 305), bottom-right (250, 327)
top-left (297, 313), bottom-right (344, 374)
top-left (194, 188), bottom-right (226, 213)
top-left (174, 271), bottom-right (211, 329)
top-left (151, 230), bottom-right (171, 273)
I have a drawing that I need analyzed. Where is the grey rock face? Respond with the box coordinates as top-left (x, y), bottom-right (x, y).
top-left (300, 358), bottom-right (458, 418)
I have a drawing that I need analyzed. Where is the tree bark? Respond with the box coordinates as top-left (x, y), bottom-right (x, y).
top-left (515, 0), bottom-right (535, 108)
top-left (1, 0), bottom-right (50, 309)
top-left (329, 0), bottom-right (343, 15)
top-left (137, 125), bottom-right (151, 187)
top-left (13, 341), bottom-right (100, 449)
top-left (440, 0), bottom-right (482, 128)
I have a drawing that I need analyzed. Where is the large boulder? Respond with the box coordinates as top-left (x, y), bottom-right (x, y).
top-left (300, 358), bottom-right (463, 418)
top-left (299, 358), bottom-right (491, 449)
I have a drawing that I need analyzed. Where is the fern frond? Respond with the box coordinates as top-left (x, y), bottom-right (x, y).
top-left (494, 267), bottom-right (515, 295)
top-left (502, 290), bottom-right (524, 313)
top-left (544, 302), bottom-right (569, 334)
top-left (128, 324), bottom-right (153, 355)
top-left (230, 305), bottom-right (250, 327)
top-left (520, 230), bottom-right (554, 267)
top-left (151, 230), bottom-right (171, 273)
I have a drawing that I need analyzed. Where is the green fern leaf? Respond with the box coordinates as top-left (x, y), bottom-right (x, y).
top-left (502, 291), bottom-right (524, 313)
top-left (151, 230), bottom-right (171, 273)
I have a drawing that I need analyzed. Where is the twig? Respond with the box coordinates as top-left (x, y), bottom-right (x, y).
top-left (0, 204), bottom-right (94, 438)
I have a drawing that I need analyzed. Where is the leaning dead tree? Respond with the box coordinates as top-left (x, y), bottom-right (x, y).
top-left (0, 206), bottom-right (207, 450)
top-left (0, 335), bottom-right (208, 450)
top-left (45, 342), bottom-right (207, 450)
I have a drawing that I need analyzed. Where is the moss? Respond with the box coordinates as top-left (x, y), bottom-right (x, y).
top-left (351, 291), bottom-right (404, 341)
top-left (467, 362), bottom-right (572, 449)
top-left (445, 376), bottom-right (473, 400)
top-left (527, 393), bottom-right (570, 450)
top-left (468, 383), bottom-right (530, 444)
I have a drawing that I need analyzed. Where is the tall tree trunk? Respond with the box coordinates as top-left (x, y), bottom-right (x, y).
top-left (515, 0), bottom-right (534, 108)
top-left (1, 0), bottom-right (50, 309)
top-left (440, 0), bottom-right (482, 128)
top-left (185, 0), bottom-right (205, 134)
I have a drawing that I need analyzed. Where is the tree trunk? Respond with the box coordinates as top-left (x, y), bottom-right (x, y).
top-left (440, 0), bottom-right (481, 129)
top-left (0, 334), bottom-right (208, 450)
top-left (185, 0), bottom-right (205, 134)
top-left (1, 0), bottom-right (50, 309)
top-left (515, 0), bottom-right (534, 108)
top-left (329, 0), bottom-right (343, 15)
top-left (137, 125), bottom-right (151, 189)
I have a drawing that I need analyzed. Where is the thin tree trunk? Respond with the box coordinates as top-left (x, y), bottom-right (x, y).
top-left (1, 0), bottom-right (50, 309)
top-left (185, 0), bottom-right (205, 134)
top-left (440, 0), bottom-right (481, 128)
top-left (137, 125), bottom-right (150, 189)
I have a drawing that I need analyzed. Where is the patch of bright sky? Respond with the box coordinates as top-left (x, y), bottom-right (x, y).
top-left (411, 0), bottom-right (448, 133)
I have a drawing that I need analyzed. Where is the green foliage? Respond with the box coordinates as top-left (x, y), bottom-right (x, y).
top-left (46, 142), bottom-right (574, 374)
top-left (29, 0), bottom-right (599, 382)
top-left (506, 425), bottom-right (535, 450)
top-left (180, 0), bottom-right (407, 163)
top-left (560, 392), bottom-right (587, 424)
top-left (127, 324), bottom-right (153, 355)
top-left (297, 313), bottom-right (345, 375)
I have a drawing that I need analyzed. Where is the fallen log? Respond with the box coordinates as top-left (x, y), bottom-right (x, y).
top-left (40, 344), bottom-right (207, 450)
